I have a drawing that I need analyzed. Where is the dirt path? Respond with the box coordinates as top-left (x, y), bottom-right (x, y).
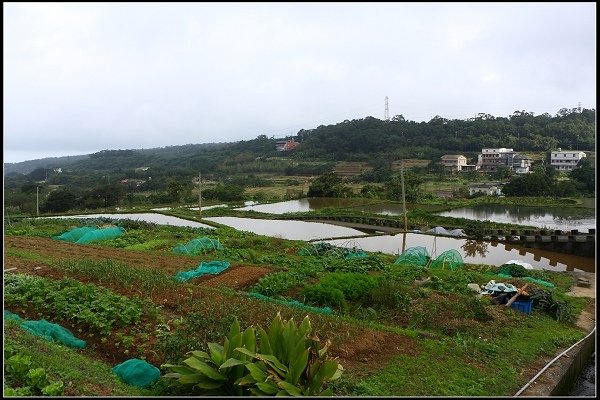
top-left (564, 271), bottom-right (595, 332)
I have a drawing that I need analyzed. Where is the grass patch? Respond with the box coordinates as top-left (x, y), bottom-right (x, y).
top-left (4, 248), bottom-right (45, 261)
top-left (347, 311), bottom-right (586, 396)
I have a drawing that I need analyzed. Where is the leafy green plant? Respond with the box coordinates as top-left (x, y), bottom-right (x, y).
top-left (4, 386), bottom-right (33, 396)
top-left (26, 368), bottom-right (49, 390)
top-left (316, 272), bottom-right (380, 302)
top-left (161, 317), bottom-right (255, 395)
top-left (4, 354), bottom-right (64, 397)
top-left (162, 314), bottom-right (343, 396)
top-left (530, 288), bottom-right (573, 322)
top-left (235, 312), bottom-right (344, 396)
top-left (5, 354), bottom-right (33, 380)
top-left (41, 381), bottom-right (65, 396)
top-left (4, 274), bottom-right (155, 338)
top-left (252, 271), bottom-right (300, 297)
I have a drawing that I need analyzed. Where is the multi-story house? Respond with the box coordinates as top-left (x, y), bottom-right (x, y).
top-left (440, 155), bottom-right (468, 171)
top-left (479, 148), bottom-right (531, 173)
top-left (275, 139), bottom-right (300, 152)
top-left (550, 149), bottom-right (586, 171)
top-left (479, 148), bottom-right (514, 172)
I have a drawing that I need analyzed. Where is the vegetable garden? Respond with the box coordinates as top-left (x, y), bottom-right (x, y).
top-left (3, 216), bottom-right (593, 396)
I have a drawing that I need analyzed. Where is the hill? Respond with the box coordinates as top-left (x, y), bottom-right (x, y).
top-left (3, 107), bottom-right (595, 188)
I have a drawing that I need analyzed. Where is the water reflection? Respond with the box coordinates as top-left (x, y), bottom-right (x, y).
top-left (437, 205), bottom-right (595, 231)
top-left (325, 233), bottom-right (594, 273)
top-left (461, 240), bottom-right (489, 258)
top-left (234, 198), bottom-right (368, 214)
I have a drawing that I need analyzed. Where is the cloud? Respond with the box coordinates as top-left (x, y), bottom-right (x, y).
top-left (3, 2), bottom-right (596, 163)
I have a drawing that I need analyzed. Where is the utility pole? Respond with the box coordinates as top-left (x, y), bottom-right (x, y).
top-left (36, 186), bottom-right (39, 216)
top-left (400, 160), bottom-right (407, 232)
top-left (400, 160), bottom-right (408, 253)
top-left (198, 171), bottom-right (202, 215)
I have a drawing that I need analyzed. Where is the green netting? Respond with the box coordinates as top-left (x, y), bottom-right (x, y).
top-left (75, 227), bottom-right (126, 244)
top-left (394, 246), bottom-right (430, 267)
top-left (19, 319), bottom-right (86, 349)
top-left (112, 358), bottom-right (160, 388)
top-left (248, 292), bottom-right (333, 315)
top-left (429, 249), bottom-right (464, 270)
top-left (298, 242), bottom-right (368, 260)
top-left (175, 260), bottom-right (230, 282)
top-left (172, 237), bottom-right (224, 255)
top-left (53, 226), bottom-right (98, 242)
top-left (4, 309), bottom-right (22, 322)
top-left (498, 263), bottom-right (529, 277)
top-left (297, 242), bottom-right (338, 256)
top-left (522, 277), bottom-right (556, 288)
top-left (344, 250), bottom-right (368, 260)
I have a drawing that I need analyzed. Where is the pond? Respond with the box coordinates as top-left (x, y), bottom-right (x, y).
top-left (234, 198), bottom-right (443, 215)
top-left (234, 198), bottom-right (370, 214)
top-left (325, 233), bottom-right (594, 273)
top-left (42, 213), bottom-right (215, 229)
top-left (203, 216), bottom-right (367, 241)
top-left (437, 204), bottom-right (596, 231)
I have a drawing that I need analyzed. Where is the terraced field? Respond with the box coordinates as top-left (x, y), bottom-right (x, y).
top-left (3, 218), bottom-right (593, 396)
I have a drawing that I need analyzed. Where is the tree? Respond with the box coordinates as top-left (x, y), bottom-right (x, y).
top-left (493, 165), bottom-right (513, 180)
top-left (203, 184), bottom-right (245, 202)
top-left (43, 188), bottom-right (78, 213)
top-left (20, 183), bottom-right (38, 194)
top-left (502, 166), bottom-right (555, 197)
top-left (383, 172), bottom-right (423, 202)
top-left (307, 173), bottom-right (352, 198)
top-left (166, 179), bottom-right (188, 203)
top-left (569, 158), bottom-right (595, 194)
top-left (81, 184), bottom-right (126, 208)
top-left (27, 168), bottom-right (50, 181)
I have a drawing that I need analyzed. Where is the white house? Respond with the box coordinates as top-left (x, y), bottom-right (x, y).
top-left (550, 149), bottom-right (586, 171)
top-left (440, 155), bottom-right (468, 171)
top-left (468, 182), bottom-right (503, 196)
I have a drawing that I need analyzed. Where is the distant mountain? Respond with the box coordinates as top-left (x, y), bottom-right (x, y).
top-left (4, 154), bottom-right (91, 175)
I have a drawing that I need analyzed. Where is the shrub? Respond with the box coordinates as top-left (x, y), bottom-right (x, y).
top-left (317, 272), bottom-right (381, 302)
top-left (302, 285), bottom-right (347, 310)
top-left (367, 280), bottom-right (411, 312)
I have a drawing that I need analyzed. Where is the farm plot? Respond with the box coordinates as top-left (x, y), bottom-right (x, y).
top-left (3, 219), bottom-right (593, 397)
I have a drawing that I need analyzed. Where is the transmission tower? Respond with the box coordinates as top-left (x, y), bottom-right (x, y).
top-left (384, 96), bottom-right (390, 121)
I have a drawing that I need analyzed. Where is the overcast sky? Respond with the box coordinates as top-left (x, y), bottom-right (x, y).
top-left (3, 2), bottom-right (596, 163)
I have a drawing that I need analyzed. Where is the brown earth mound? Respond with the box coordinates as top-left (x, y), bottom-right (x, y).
top-left (199, 265), bottom-right (272, 290)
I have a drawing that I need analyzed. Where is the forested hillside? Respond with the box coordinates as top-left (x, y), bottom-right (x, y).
top-left (294, 108), bottom-right (595, 161)
top-left (4, 107), bottom-right (595, 188)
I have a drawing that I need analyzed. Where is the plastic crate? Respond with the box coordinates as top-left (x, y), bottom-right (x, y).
top-left (511, 300), bottom-right (533, 315)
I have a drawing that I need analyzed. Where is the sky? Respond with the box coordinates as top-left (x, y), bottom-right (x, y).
top-left (3, 2), bottom-right (596, 163)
